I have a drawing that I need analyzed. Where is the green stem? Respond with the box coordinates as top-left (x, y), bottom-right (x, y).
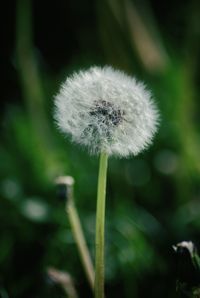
top-left (95, 152), bottom-right (108, 298)
top-left (67, 201), bottom-right (95, 290)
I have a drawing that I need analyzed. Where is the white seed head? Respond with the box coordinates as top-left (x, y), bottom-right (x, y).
top-left (54, 66), bottom-right (159, 157)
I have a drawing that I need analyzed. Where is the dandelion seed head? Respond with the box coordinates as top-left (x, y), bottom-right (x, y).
top-left (54, 66), bottom-right (159, 156)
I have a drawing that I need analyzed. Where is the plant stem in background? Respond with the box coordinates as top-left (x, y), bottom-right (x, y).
top-left (95, 152), bottom-right (108, 298)
top-left (67, 200), bottom-right (95, 290)
top-left (56, 176), bottom-right (95, 290)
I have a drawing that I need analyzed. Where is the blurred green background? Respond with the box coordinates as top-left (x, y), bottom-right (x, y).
top-left (1, 0), bottom-right (200, 297)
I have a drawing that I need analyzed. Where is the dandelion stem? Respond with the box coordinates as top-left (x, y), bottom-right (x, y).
top-left (67, 200), bottom-right (95, 290)
top-left (65, 180), bottom-right (95, 290)
top-left (95, 152), bottom-right (108, 298)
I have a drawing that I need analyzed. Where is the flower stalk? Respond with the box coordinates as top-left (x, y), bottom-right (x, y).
top-left (95, 152), bottom-right (108, 298)
top-left (55, 176), bottom-right (95, 290)
top-left (67, 201), bottom-right (95, 290)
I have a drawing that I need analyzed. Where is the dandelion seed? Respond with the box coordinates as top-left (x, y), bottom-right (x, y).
top-left (54, 66), bottom-right (159, 156)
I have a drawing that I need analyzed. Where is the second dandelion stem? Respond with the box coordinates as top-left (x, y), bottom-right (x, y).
top-left (67, 200), bottom-right (95, 290)
top-left (95, 152), bottom-right (108, 298)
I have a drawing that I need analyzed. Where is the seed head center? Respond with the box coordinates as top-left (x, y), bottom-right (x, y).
top-left (90, 100), bottom-right (124, 127)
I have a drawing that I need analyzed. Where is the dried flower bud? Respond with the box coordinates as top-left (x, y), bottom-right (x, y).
top-left (55, 176), bottom-right (74, 202)
top-left (54, 66), bottom-right (159, 156)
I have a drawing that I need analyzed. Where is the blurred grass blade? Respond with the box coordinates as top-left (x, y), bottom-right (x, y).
top-left (15, 0), bottom-right (64, 179)
top-left (124, 0), bottom-right (168, 72)
top-left (16, 0), bottom-right (50, 137)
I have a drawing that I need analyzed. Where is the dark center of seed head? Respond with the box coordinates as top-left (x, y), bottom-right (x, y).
top-left (90, 100), bottom-right (124, 126)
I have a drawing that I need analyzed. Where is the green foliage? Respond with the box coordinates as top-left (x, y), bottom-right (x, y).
top-left (1, 0), bottom-right (200, 297)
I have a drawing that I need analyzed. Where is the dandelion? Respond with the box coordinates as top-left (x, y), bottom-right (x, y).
top-left (54, 66), bottom-right (159, 157)
top-left (54, 66), bottom-right (159, 298)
